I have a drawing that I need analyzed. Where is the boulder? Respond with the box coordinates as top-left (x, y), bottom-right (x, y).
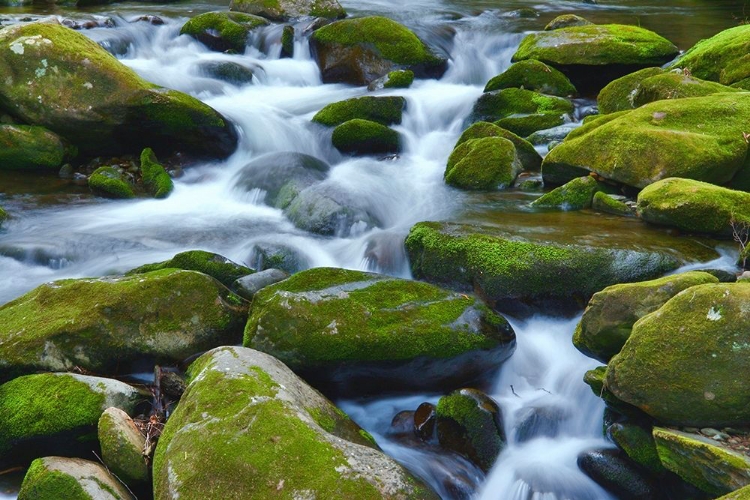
top-left (140, 147), bottom-right (173, 199)
top-left (591, 192), bottom-right (634, 217)
top-left (309, 16), bottom-right (447, 85)
top-left (127, 250), bottom-right (253, 287)
top-left (331, 118), bottom-right (401, 155)
top-left (530, 176), bottom-right (607, 210)
top-left (153, 346), bottom-right (437, 499)
top-left (444, 137), bottom-right (522, 190)
top-left (607, 282), bottom-right (750, 426)
top-left (544, 14), bottom-right (593, 31)
top-left (243, 267), bottom-right (515, 395)
top-left (577, 448), bottom-right (661, 500)
top-left (18, 457), bottom-right (134, 500)
top-left (0, 373), bottom-right (140, 467)
top-left (368, 69), bottom-right (414, 90)
top-left (455, 121), bottom-right (542, 171)
top-left (608, 422), bottom-right (665, 476)
top-left (0, 269), bottom-right (247, 381)
top-left (484, 60), bottom-right (577, 97)
top-left (573, 271), bottom-right (719, 363)
top-left (98, 408), bottom-right (148, 488)
top-left (179, 11), bottom-right (268, 53)
top-left (597, 67), bottom-right (666, 114)
top-left (405, 221), bottom-right (680, 314)
top-left (233, 268), bottom-right (289, 300)
top-left (542, 93), bottom-right (750, 189)
top-left (312, 96), bottom-right (406, 127)
top-left (0, 125), bottom-right (72, 171)
top-left (653, 427), bottom-right (750, 495)
top-left (88, 166), bottom-right (135, 199)
top-left (0, 21), bottom-right (237, 158)
top-left (232, 151), bottom-right (330, 209)
top-left (637, 178), bottom-right (750, 237)
top-left (470, 88), bottom-right (573, 137)
top-left (229, 0), bottom-right (345, 21)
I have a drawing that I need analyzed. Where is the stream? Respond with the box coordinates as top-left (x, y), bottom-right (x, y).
top-left (0, 0), bottom-right (746, 498)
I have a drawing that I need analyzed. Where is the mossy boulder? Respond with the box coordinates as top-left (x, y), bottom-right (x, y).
top-left (637, 178), bottom-right (750, 237)
top-left (232, 151), bottom-right (330, 209)
top-left (331, 118), bottom-right (400, 155)
top-left (0, 269), bottom-right (247, 381)
top-left (484, 60), bottom-right (577, 97)
top-left (530, 176), bottom-right (606, 210)
top-left (310, 16), bottom-right (447, 85)
top-left (153, 346), bottom-right (437, 499)
top-left (0, 125), bottom-right (72, 171)
top-left (243, 267), bottom-right (516, 395)
top-left (179, 11), bottom-right (268, 53)
top-left (405, 221), bottom-right (680, 313)
top-left (598, 67), bottom-right (666, 114)
top-left (573, 271), bottom-right (719, 363)
top-left (653, 427), bottom-right (750, 495)
top-left (127, 250), bottom-right (253, 287)
top-left (435, 388), bottom-right (505, 472)
top-left (444, 137), bottom-right (522, 190)
top-left (607, 282), bottom-right (750, 426)
top-left (98, 408), bottom-right (148, 488)
top-left (544, 14), bottom-right (593, 31)
top-left (88, 166), bottom-right (135, 199)
top-left (609, 422), bottom-right (665, 476)
top-left (592, 192), bottom-right (634, 217)
top-left (312, 96), bottom-right (405, 127)
top-left (0, 373), bottom-right (139, 467)
top-left (470, 88), bottom-right (573, 137)
top-left (140, 147), bottom-right (173, 199)
top-left (719, 485), bottom-right (750, 499)
top-left (542, 93), bottom-right (750, 189)
top-left (668, 24), bottom-right (750, 88)
top-left (18, 457), bottom-right (134, 500)
top-left (229, 0), bottom-right (345, 21)
top-left (368, 69), bottom-right (414, 90)
top-left (0, 21), bottom-right (237, 158)
top-left (455, 121), bottom-right (542, 171)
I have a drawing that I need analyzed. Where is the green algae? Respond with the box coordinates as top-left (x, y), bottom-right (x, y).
top-left (312, 96), bottom-right (405, 127)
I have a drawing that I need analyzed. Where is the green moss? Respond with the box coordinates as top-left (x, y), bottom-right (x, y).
top-left (180, 11), bottom-right (268, 53)
top-left (609, 422), bottom-right (664, 475)
top-left (140, 147), bottom-right (173, 199)
top-left (127, 250), bottom-right (253, 287)
top-left (669, 24), bottom-right (750, 87)
top-left (281, 24), bottom-right (294, 57)
top-left (0, 206), bottom-right (8, 225)
top-left (598, 67), bottom-right (665, 114)
top-left (312, 96), bottom-right (405, 127)
top-left (18, 459), bottom-right (89, 500)
top-left (717, 485), bottom-right (750, 499)
top-left (445, 137), bottom-right (520, 190)
top-left (230, 0), bottom-right (345, 21)
top-left (456, 121), bottom-right (542, 171)
top-left (97, 410), bottom-right (148, 485)
top-left (484, 60), bottom-right (577, 97)
top-left (530, 176), bottom-right (603, 210)
top-left (544, 14), bottom-right (593, 31)
top-left (358, 429), bottom-right (377, 446)
top-left (632, 72), bottom-right (741, 108)
top-left (88, 166), bottom-right (135, 199)
top-left (472, 88), bottom-right (573, 137)
top-left (383, 70), bottom-right (414, 88)
top-left (0, 125), bottom-right (71, 171)
top-left (591, 192), bottom-right (634, 217)
top-left (331, 118), bottom-right (400, 155)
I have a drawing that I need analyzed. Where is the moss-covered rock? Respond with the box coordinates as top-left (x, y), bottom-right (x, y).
top-left (435, 388), bottom-right (505, 472)
top-left (0, 269), bottom-right (247, 381)
top-left (444, 137), bottom-right (522, 190)
top-left (98, 407), bottom-right (148, 488)
top-left (405, 221), bottom-right (680, 314)
top-left (484, 60), bottom-right (577, 97)
top-left (140, 147), bottom-right (173, 199)
top-left (312, 96), bottom-right (406, 127)
top-left (470, 88), bottom-right (573, 137)
top-left (718, 485), bottom-right (750, 499)
top-left (331, 118), bottom-right (400, 155)
top-left (88, 166), bottom-right (135, 199)
top-left (607, 282), bottom-right (750, 426)
top-left (18, 457), bottom-right (134, 500)
top-left (653, 427), bottom-right (750, 495)
top-left (127, 250), bottom-right (253, 287)
top-left (592, 192), bottom-right (635, 217)
top-left (0, 373), bottom-right (139, 467)
top-left (0, 21), bottom-right (237, 158)
top-left (310, 16), bottom-right (447, 85)
top-left (574, 271), bottom-right (719, 363)
top-left (530, 176), bottom-right (605, 210)
top-left (229, 0), bottom-right (345, 21)
top-left (456, 121), bottom-right (541, 171)
top-left (609, 422), bottom-right (665, 476)
top-left (153, 346), bottom-right (437, 499)
top-left (544, 14), bottom-right (593, 31)
top-left (0, 125), bottom-right (72, 171)
top-left (637, 178), bottom-right (750, 237)
top-left (542, 93), bottom-right (750, 189)
top-left (598, 67), bottom-right (666, 114)
top-left (382, 69), bottom-right (414, 89)
top-left (668, 24), bottom-right (750, 88)
top-left (180, 11), bottom-right (268, 53)
top-left (243, 267), bottom-right (515, 395)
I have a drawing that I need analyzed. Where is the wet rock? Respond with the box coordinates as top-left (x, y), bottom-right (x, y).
top-left (389, 410), bottom-right (416, 438)
top-left (331, 118), bottom-right (401, 155)
top-left (368, 69), bottom-right (414, 90)
top-left (470, 88), bottom-right (573, 137)
top-left (180, 11), bottom-right (268, 53)
top-left (246, 242), bottom-right (309, 273)
top-left (578, 448), bottom-right (661, 500)
top-left (132, 15), bottom-right (164, 25)
top-left (455, 121), bottom-right (541, 171)
top-left (313, 95), bottom-right (406, 127)
top-left (484, 60), bottom-right (576, 97)
top-left (88, 166), bottom-right (135, 199)
top-left (0, 125), bottom-right (72, 171)
top-left (98, 407), bottom-right (148, 488)
top-left (608, 422), bottom-right (665, 476)
top-left (514, 405), bottom-right (567, 442)
top-left (530, 176), bottom-right (609, 210)
top-left (127, 249), bottom-right (253, 287)
top-left (445, 136), bottom-right (522, 190)
top-left (281, 24), bottom-right (294, 57)
top-left (140, 147), bottom-right (173, 199)
top-left (719, 484), bottom-right (750, 499)
top-left (198, 60), bottom-right (256, 85)
top-left (526, 123), bottom-right (578, 145)
top-left (18, 457), bottom-right (134, 500)
top-left (230, 0), bottom-right (345, 21)
top-left (243, 267), bottom-right (515, 396)
top-left (544, 14), bottom-right (593, 31)
top-left (233, 268), bottom-right (289, 300)
top-left (592, 191), bottom-right (635, 217)
top-left (159, 370), bottom-right (186, 399)
top-left (414, 402), bottom-right (437, 441)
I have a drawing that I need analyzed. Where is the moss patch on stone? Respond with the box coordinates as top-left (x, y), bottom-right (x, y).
top-left (609, 422), bottom-right (664, 476)
top-left (139, 147), bottom-right (173, 199)
top-left (180, 11), bottom-right (268, 53)
top-left (331, 118), bottom-right (400, 155)
top-left (544, 14), bottom-right (593, 31)
top-left (484, 60), bottom-right (577, 97)
top-left (88, 166), bottom-right (135, 199)
top-left (591, 192), bottom-right (634, 217)
top-left (530, 176), bottom-right (604, 210)
top-left (127, 250), bottom-right (253, 287)
top-left (471, 88), bottom-right (573, 137)
top-left (445, 137), bottom-right (521, 190)
top-left (0, 125), bottom-right (72, 171)
top-left (17, 459), bottom-right (89, 500)
top-left (383, 69), bottom-right (414, 88)
top-left (598, 67), bottom-right (665, 114)
top-left (312, 96), bottom-right (405, 127)
top-left (669, 24), bottom-right (750, 87)
top-left (230, 0), bottom-right (346, 21)
top-left (456, 121), bottom-right (542, 171)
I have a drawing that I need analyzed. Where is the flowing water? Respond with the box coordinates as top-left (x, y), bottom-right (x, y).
top-left (0, 0), bottom-right (746, 498)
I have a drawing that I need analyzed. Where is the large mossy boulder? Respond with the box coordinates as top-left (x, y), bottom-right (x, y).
top-left (179, 11), bottom-right (268, 53)
top-left (444, 137), bottom-right (522, 190)
top-left (542, 93), bottom-right (750, 189)
top-left (153, 346), bottom-right (437, 499)
top-left (653, 427), bottom-right (750, 495)
top-left (607, 282), bottom-right (750, 426)
top-left (484, 60), bottom-right (577, 97)
top-left (312, 96), bottom-right (405, 127)
top-left (0, 125), bottom-right (72, 171)
top-left (573, 271), bottom-right (719, 363)
top-left (18, 457), bottom-right (134, 500)
top-left (309, 16), bottom-right (447, 85)
top-left (637, 178), bottom-right (750, 237)
top-left (0, 373), bottom-right (140, 467)
top-left (404, 221), bottom-right (680, 314)
top-left (470, 88), bottom-right (573, 137)
top-left (331, 118), bottom-right (400, 155)
top-left (0, 21), bottom-right (237, 158)
top-left (229, 0), bottom-right (345, 21)
top-left (530, 176), bottom-right (606, 210)
top-left (243, 267), bottom-right (515, 395)
top-left (455, 121), bottom-right (542, 171)
top-left (127, 250), bottom-right (253, 287)
top-left (0, 269), bottom-right (247, 381)
top-left (668, 24), bottom-right (750, 89)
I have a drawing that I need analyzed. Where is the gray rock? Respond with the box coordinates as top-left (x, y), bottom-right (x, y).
top-left (18, 456), bottom-right (134, 500)
top-left (98, 407), bottom-right (148, 487)
top-left (233, 268), bottom-right (289, 300)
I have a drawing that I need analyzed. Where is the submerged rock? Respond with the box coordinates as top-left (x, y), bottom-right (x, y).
top-left (127, 250), bottom-right (253, 287)
top-left (18, 457), bottom-right (134, 500)
top-left (312, 95), bottom-right (406, 127)
top-left (444, 136), bottom-right (522, 190)
top-left (180, 11), bottom-right (268, 53)
top-left (230, 0), bottom-right (346, 21)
